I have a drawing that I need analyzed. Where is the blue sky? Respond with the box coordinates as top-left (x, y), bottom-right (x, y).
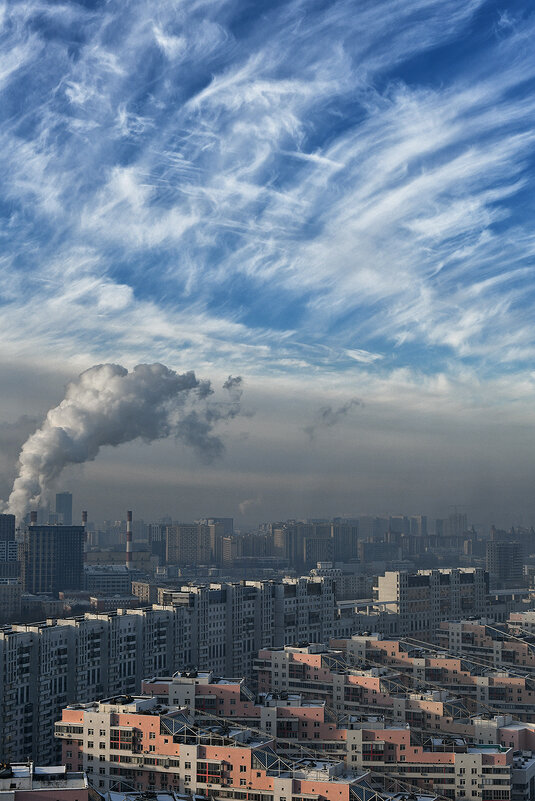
top-left (1, 0), bottom-right (535, 524)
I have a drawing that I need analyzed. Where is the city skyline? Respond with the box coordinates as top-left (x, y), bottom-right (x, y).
top-left (1, 0), bottom-right (535, 524)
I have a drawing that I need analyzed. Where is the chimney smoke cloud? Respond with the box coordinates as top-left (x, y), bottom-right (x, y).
top-left (0, 363), bottom-right (243, 521)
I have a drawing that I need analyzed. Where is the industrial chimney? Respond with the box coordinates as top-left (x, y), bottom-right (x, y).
top-left (30, 510), bottom-right (37, 525)
top-left (126, 510), bottom-right (133, 569)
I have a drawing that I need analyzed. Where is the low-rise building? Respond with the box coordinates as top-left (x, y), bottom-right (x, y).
top-left (0, 762), bottom-right (89, 799)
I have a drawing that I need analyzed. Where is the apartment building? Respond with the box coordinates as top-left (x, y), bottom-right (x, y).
top-left (165, 524), bottom-right (211, 565)
top-left (55, 696), bottom-right (419, 801)
top-left (333, 634), bottom-right (535, 721)
top-left (255, 638), bottom-right (535, 731)
top-left (0, 606), bottom-right (192, 764)
top-left (375, 568), bottom-right (488, 639)
top-left (438, 621), bottom-right (535, 673)
top-left (347, 728), bottom-right (515, 801)
top-left (0, 577), bottom-right (335, 764)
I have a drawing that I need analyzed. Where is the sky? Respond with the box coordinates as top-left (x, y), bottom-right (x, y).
top-left (0, 0), bottom-right (535, 528)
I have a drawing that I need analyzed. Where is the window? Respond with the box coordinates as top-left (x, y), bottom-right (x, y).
top-left (240, 779), bottom-right (247, 786)
top-left (185, 762), bottom-right (191, 769)
top-left (66, 751), bottom-right (72, 758)
top-left (149, 745), bottom-right (155, 752)
top-left (100, 730), bottom-right (106, 736)
top-left (99, 742), bottom-right (105, 749)
top-left (99, 756), bottom-right (105, 762)
top-left (88, 742), bottom-right (94, 748)
top-left (88, 729), bottom-right (94, 735)
top-left (240, 766), bottom-right (247, 773)
top-left (99, 768), bottom-right (105, 775)
top-left (149, 732), bottom-right (156, 739)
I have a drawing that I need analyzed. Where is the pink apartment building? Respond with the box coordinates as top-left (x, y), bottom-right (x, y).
top-left (55, 695), bottom-right (411, 801)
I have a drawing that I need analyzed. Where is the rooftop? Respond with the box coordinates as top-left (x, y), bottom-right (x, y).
top-left (0, 763), bottom-right (87, 791)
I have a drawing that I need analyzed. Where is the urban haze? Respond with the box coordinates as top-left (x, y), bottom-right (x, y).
top-left (1, 2), bottom-right (535, 801)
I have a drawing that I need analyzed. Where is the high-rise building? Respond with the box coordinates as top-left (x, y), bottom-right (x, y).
top-left (375, 567), bottom-right (488, 638)
top-left (0, 574), bottom-right (336, 763)
top-left (55, 492), bottom-right (73, 525)
top-left (165, 523), bottom-right (210, 564)
top-left (486, 540), bottom-right (524, 589)
top-left (409, 514), bottom-right (428, 536)
top-left (0, 512), bottom-right (15, 541)
top-left (0, 526), bottom-right (19, 579)
top-left (21, 524), bottom-right (84, 594)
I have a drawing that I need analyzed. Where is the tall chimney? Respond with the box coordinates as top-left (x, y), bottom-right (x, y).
top-left (30, 511), bottom-right (37, 525)
top-left (126, 510), bottom-right (133, 569)
top-left (82, 510), bottom-right (88, 526)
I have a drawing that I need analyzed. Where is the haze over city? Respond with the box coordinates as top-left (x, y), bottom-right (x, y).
top-left (1, 0), bottom-right (534, 526)
top-left (5, 3), bottom-right (535, 801)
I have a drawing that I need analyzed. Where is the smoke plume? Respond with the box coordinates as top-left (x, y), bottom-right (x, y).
top-left (0, 363), bottom-right (243, 521)
top-left (304, 398), bottom-right (362, 440)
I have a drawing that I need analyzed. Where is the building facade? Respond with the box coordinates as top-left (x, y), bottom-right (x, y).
top-left (21, 524), bottom-right (84, 594)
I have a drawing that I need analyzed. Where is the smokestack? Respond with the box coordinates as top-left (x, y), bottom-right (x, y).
top-left (0, 363), bottom-right (243, 522)
top-left (82, 510), bottom-right (87, 525)
top-left (126, 510), bottom-right (132, 569)
top-left (30, 510), bottom-right (37, 525)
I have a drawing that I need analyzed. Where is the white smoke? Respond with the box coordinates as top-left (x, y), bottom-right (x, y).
top-left (0, 363), bottom-right (243, 521)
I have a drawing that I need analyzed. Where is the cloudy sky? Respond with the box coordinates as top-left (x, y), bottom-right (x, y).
top-left (0, 0), bottom-right (534, 528)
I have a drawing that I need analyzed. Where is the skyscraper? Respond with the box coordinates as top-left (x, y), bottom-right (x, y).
top-left (0, 513), bottom-right (15, 541)
top-left (21, 524), bottom-right (84, 594)
top-left (55, 492), bottom-right (72, 525)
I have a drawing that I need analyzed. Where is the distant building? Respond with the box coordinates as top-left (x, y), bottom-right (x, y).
top-left (84, 564), bottom-right (133, 595)
top-left (21, 524), bottom-right (84, 594)
top-left (375, 567), bottom-right (487, 638)
top-left (0, 577), bottom-right (22, 621)
top-left (165, 523), bottom-right (210, 565)
top-left (486, 539), bottom-right (524, 589)
top-left (0, 512), bottom-right (15, 541)
top-left (55, 492), bottom-right (73, 525)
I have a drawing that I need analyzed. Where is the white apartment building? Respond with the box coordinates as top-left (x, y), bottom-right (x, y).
top-left (375, 568), bottom-right (488, 638)
top-left (0, 576), bottom-right (334, 764)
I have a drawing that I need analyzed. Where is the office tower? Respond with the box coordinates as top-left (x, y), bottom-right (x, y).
top-left (21, 524), bottom-right (84, 594)
top-left (55, 492), bottom-right (73, 525)
top-left (0, 513), bottom-right (15, 541)
top-left (486, 539), bottom-right (524, 589)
